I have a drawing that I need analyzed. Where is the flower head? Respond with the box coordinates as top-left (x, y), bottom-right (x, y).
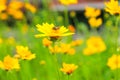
top-left (71, 39), bottom-right (83, 46)
top-left (60, 63), bottom-right (78, 75)
top-left (107, 54), bottom-right (120, 70)
top-left (84, 6), bottom-right (101, 18)
top-left (104, 0), bottom-right (120, 15)
top-left (83, 36), bottom-right (106, 55)
top-left (25, 3), bottom-right (36, 13)
top-left (35, 23), bottom-right (74, 40)
top-left (48, 45), bottom-right (61, 54)
top-left (42, 38), bottom-right (52, 47)
top-left (60, 43), bottom-right (75, 55)
top-left (0, 55), bottom-right (20, 71)
top-left (59, 0), bottom-right (78, 6)
top-left (88, 17), bottom-right (102, 28)
top-left (15, 46), bottom-right (36, 60)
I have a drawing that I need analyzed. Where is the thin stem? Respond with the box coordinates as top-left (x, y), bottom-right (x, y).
top-left (64, 6), bottom-right (69, 27)
top-left (67, 75), bottom-right (70, 80)
top-left (114, 15), bottom-right (120, 80)
top-left (52, 54), bottom-right (61, 80)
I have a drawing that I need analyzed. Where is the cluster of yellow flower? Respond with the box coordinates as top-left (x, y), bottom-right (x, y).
top-left (35, 23), bottom-right (79, 75)
top-left (0, 0), bottom-right (36, 20)
top-left (48, 41), bottom-right (83, 55)
top-left (83, 36), bottom-right (106, 55)
top-left (84, 6), bottom-right (102, 28)
top-left (0, 45), bottom-right (35, 71)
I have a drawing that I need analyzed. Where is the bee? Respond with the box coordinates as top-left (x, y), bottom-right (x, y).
top-left (52, 26), bottom-right (59, 30)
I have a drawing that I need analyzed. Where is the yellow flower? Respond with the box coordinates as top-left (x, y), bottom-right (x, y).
top-left (25, 3), bottom-right (37, 13)
top-left (83, 36), bottom-right (106, 55)
top-left (0, 38), bottom-right (3, 44)
top-left (104, 0), bottom-right (120, 15)
top-left (59, 0), bottom-right (78, 6)
top-left (88, 17), bottom-right (102, 28)
top-left (0, 5), bottom-right (7, 13)
top-left (83, 47), bottom-right (97, 56)
top-left (48, 45), bottom-right (61, 54)
top-left (35, 23), bottom-right (74, 39)
top-left (39, 60), bottom-right (46, 65)
top-left (8, 1), bottom-right (24, 10)
top-left (42, 38), bottom-right (52, 47)
top-left (71, 39), bottom-right (83, 46)
top-left (0, 55), bottom-right (20, 71)
top-left (84, 6), bottom-right (101, 18)
top-left (15, 46), bottom-right (36, 60)
top-left (0, 13), bottom-right (8, 20)
top-left (60, 63), bottom-right (78, 75)
top-left (67, 48), bottom-right (75, 55)
top-left (107, 54), bottom-right (120, 70)
top-left (70, 11), bottom-right (76, 18)
top-left (60, 43), bottom-right (75, 55)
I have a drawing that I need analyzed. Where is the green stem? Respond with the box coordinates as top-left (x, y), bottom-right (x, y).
top-left (64, 6), bottom-right (69, 27)
top-left (114, 15), bottom-right (120, 80)
top-left (67, 75), bottom-right (70, 80)
top-left (52, 54), bottom-right (61, 80)
top-left (115, 15), bottom-right (120, 51)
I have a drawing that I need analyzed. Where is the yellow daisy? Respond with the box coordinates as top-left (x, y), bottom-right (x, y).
top-left (35, 23), bottom-right (74, 39)
top-left (107, 54), bottom-right (120, 70)
top-left (104, 0), bottom-right (120, 15)
top-left (0, 55), bottom-right (20, 71)
top-left (60, 62), bottom-right (78, 75)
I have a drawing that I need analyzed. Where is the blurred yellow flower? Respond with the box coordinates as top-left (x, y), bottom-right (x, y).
top-left (60, 43), bottom-right (75, 55)
top-left (25, 3), bottom-right (37, 13)
top-left (71, 39), bottom-right (83, 46)
top-left (84, 6), bottom-right (101, 18)
top-left (67, 48), bottom-right (75, 55)
top-left (104, 0), bottom-right (120, 15)
top-left (83, 47), bottom-right (97, 56)
top-left (0, 0), bottom-right (6, 4)
top-left (0, 38), bottom-right (3, 44)
top-left (70, 11), bottom-right (76, 18)
top-left (60, 63), bottom-right (78, 75)
top-left (88, 17), bottom-right (102, 28)
top-left (8, 1), bottom-right (24, 10)
top-left (39, 60), bottom-right (46, 65)
top-left (0, 5), bottom-right (7, 13)
top-left (15, 46), bottom-right (36, 60)
top-left (9, 9), bottom-right (24, 19)
top-left (83, 36), bottom-right (106, 55)
top-left (42, 38), bottom-right (52, 47)
top-left (0, 13), bottom-right (8, 20)
top-left (35, 23), bottom-right (74, 39)
top-left (0, 55), bottom-right (20, 71)
top-left (48, 45), bottom-right (61, 54)
top-left (107, 54), bottom-right (120, 70)
top-left (59, 0), bottom-right (78, 6)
